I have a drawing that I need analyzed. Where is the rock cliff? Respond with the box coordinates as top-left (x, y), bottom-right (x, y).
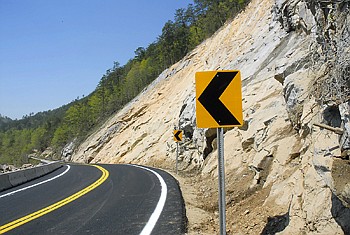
top-left (70, 0), bottom-right (350, 234)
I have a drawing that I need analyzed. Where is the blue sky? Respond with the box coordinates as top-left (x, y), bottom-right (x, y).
top-left (0, 0), bottom-right (193, 119)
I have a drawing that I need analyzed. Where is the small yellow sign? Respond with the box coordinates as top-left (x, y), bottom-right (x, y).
top-left (173, 130), bottom-right (183, 142)
top-left (195, 71), bottom-right (243, 128)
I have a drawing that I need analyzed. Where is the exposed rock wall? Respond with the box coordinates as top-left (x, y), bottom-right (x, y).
top-left (70, 0), bottom-right (350, 233)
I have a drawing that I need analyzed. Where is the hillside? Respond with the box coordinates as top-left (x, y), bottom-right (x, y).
top-left (68, 0), bottom-right (350, 234)
top-left (0, 115), bottom-right (12, 130)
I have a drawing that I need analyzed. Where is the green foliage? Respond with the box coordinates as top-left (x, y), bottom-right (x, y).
top-left (0, 107), bottom-right (67, 165)
top-left (0, 128), bottom-right (38, 165)
top-left (0, 0), bottom-right (251, 166)
top-left (51, 124), bottom-right (72, 147)
top-left (0, 114), bottom-right (12, 131)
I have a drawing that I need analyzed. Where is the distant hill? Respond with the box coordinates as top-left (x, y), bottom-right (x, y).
top-left (0, 114), bottom-right (12, 129)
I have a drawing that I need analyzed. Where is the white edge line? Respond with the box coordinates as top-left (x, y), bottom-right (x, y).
top-left (130, 165), bottom-right (168, 235)
top-left (0, 165), bottom-right (70, 199)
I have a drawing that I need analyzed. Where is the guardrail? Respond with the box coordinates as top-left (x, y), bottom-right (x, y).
top-left (0, 161), bottom-right (62, 192)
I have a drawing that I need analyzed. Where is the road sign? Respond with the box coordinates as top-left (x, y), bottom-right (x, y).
top-left (195, 71), bottom-right (243, 128)
top-left (173, 129), bottom-right (182, 174)
top-left (173, 130), bottom-right (183, 142)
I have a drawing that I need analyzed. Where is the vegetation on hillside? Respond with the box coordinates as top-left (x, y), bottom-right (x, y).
top-left (0, 115), bottom-right (12, 130)
top-left (0, 0), bottom-right (250, 166)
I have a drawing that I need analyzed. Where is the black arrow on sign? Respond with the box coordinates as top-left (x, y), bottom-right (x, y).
top-left (198, 71), bottom-right (240, 126)
top-left (174, 131), bottom-right (182, 142)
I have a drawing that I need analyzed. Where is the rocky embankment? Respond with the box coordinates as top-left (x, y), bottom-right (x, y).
top-left (66, 0), bottom-right (350, 234)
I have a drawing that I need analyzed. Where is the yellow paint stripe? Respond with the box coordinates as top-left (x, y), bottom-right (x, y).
top-left (0, 165), bottom-right (109, 234)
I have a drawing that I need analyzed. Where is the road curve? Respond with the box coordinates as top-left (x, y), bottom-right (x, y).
top-left (0, 164), bottom-right (187, 235)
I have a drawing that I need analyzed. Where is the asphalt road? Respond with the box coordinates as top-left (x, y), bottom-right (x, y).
top-left (0, 164), bottom-right (186, 235)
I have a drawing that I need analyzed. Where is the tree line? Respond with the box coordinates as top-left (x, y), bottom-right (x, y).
top-left (0, 0), bottom-right (250, 166)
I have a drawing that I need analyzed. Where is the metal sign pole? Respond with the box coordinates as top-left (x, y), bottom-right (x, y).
top-left (217, 127), bottom-right (226, 235)
top-left (176, 121), bottom-right (180, 175)
top-left (176, 142), bottom-right (179, 175)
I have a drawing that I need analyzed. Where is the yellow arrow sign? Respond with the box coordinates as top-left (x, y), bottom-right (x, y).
top-left (173, 130), bottom-right (183, 142)
top-left (195, 71), bottom-right (243, 128)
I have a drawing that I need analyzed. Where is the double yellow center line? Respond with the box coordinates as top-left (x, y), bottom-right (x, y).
top-left (0, 165), bottom-right (109, 234)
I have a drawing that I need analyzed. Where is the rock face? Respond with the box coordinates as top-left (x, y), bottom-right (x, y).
top-left (71, 0), bottom-right (350, 234)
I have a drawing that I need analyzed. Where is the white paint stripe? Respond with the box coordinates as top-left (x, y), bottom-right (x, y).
top-left (130, 165), bottom-right (168, 235)
top-left (0, 165), bottom-right (70, 199)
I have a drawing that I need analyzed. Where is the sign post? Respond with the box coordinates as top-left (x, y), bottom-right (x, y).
top-left (217, 127), bottom-right (226, 234)
top-left (173, 129), bottom-right (183, 174)
top-left (195, 71), bottom-right (243, 235)
top-left (176, 141), bottom-right (179, 174)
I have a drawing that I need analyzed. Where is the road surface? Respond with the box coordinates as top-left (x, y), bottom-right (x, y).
top-left (0, 164), bottom-right (186, 234)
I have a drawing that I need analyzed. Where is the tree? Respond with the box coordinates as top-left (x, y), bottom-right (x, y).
top-left (52, 124), bottom-right (72, 147)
